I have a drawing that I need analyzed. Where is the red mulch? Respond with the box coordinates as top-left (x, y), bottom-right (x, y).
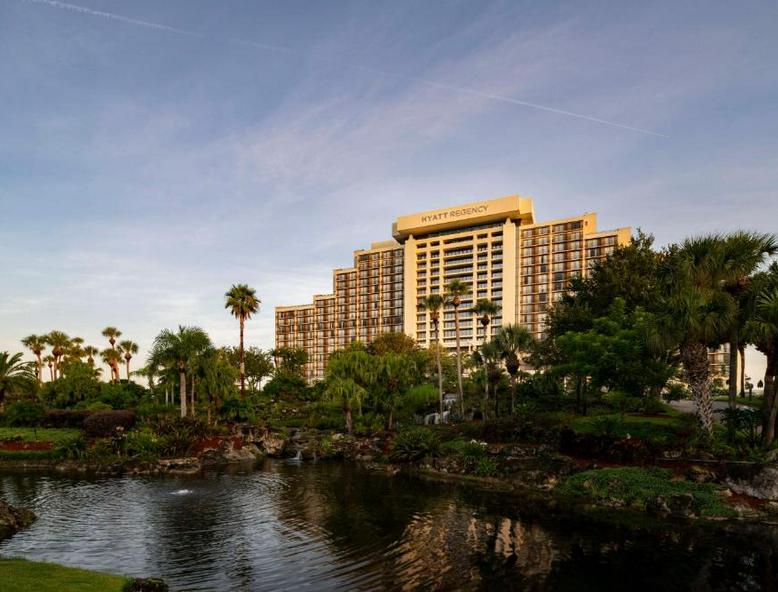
top-left (189, 436), bottom-right (244, 455)
top-left (0, 440), bottom-right (53, 451)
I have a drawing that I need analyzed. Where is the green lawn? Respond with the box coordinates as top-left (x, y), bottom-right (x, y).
top-left (0, 428), bottom-right (81, 444)
top-left (0, 558), bottom-right (129, 592)
top-left (570, 412), bottom-right (691, 445)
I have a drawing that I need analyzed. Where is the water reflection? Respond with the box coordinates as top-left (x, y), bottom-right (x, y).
top-left (1, 462), bottom-right (777, 591)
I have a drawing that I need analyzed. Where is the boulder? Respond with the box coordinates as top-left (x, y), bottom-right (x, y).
top-left (257, 430), bottom-right (288, 457)
top-left (0, 500), bottom-right (36, 536)
top-left (726, 467), bottom-right (778, 501)
top-left (646, 493), bottom-right (696, 518)
top-left (200, 440), bottom-right (258, 465)
top-left (685, 465), bottom-right (718, 483)
top-left (157, 457), bottom-right (201, 474)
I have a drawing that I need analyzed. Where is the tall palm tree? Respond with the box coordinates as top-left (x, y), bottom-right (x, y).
top-left (472, 340), bottom-right (503, 417)
top-left (118, 340), bottom-right (139, 381)
top-left (66, 336), bottom-right (85, 365)
top-left (102, 327), bottom-right (122, 349)
top-left (495, 324), bottom-right (534, 415)
top-left (660, 236), bottom-right (738, 433)
top-left (420, 294), bottom-right (446, 414)
top-left (224, 284), bottom-right (261, 399)
top-left (45, 331), bottom-right (71, 379)
top-left (83, 345), bottom-right (99, 367)
top-left (150, 326), bottom-right (212, 417)
top-left (445, 279), bottom-right (471, 417)
top-left (719, 232), bottom-right (777, 406)
top-left (21, 335), bottom-right (46, 384)
top-left (101, 348), bottom-right (122, 383)
top-left (43, 355), bottom-right (55, 382)
top-left (471, 299), bottom-right (501, 405)
top-left (0, 352), bottom-right (37, 407)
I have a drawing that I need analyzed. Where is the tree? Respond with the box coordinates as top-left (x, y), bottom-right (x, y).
top-left (45, 331), bottom-right (71, 379)
top-left (659, 236), bottom-right (738, 433)
top-left (197, 349), bottom-right (239, 423)
top-left (118, 340), bottom-right (139, 380)
top-left (420, 294), bottom-right (446, 415)
top-left (272, 347), bottom-right (308, 378)
top-left (101, 348), bottom-right (122, 383)
top-left (21, 335), bottom-right (46, 384)
top-left (719, 232), bottom-right (777, 406)
top-left (102, 327), bottom-right (122, 349)
top-left (325, 345), bottom-right (375, 435)
top-left (495, 324), bottom-right (534, 415)
top-left (150, 326), bottom-right (212, 417)
top-left (0, 352), bottom-right (37, 407)
top-left (43, 355), bottom-right (55, 382)
top-left (445, 279), bottom-right (471, 416)
top-left (83, 345), bottom-right (99, 367)
top-left (222, 346), bottom-right (273, 391)
top-left (375, 352), bottom-right (418, 430)
top-left (471, 299), bottom-right (501, 405)
top-left (472, 340), bottom-right (503, 417)
top-left (224, 283), bottom-right (261, 399)
top-left (367, 332), bottom-right (417, 355)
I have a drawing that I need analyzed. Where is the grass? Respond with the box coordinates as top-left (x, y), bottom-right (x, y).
top-left (558, 467), bottom-right (736, 518)
top-left (569, 412), bottom-right (691, 445)
top-left (0, 558), bottom-right (129, 592)
top-left (0, 428), bottom-right (82, 444)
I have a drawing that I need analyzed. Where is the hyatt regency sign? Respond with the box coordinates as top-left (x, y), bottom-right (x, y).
top-left (420, 204), bottom-right (488, 224)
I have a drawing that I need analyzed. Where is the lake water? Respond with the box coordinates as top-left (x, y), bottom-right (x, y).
top-left (1, 460), bottom-right (777, 591)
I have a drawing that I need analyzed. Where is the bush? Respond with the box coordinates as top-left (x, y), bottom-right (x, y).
top-left (83, 410), bottom-right (136, 438)
top-left (99, 381), bottom-right (147, 409)
top-left (154, 417), bottom-right (218, 457)
top-left (56, 436), bottom-right (88, 460)
top-left (390, 427), bottom-right (440, 461)
top-left (473, 456), bottom-right (498, 477)
top-left (77, 401), bottom-right (113, 412)
top-left (3, 400), bottom-right (46, 427)
top-left (220, 397), bottom-right (254, 422)
top-left (41, 409), bottom-right (91, 428)
top-left (124, 428), bottom-right (162, 458)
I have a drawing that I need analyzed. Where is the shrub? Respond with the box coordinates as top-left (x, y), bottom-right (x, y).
top-left (3, 400), bottom-right (46, 427)
top-left (154, 417), bottom-right (217, 457)
top-left (220, 397), bottom-right (254, 422)
top-left (56, 436), bottom-right (88, 460)
top-left (41, 409), bottom-right (91, 428)
top-left (124, 428), bottom-right (162, 458)
top-left (473, 456), bottom-right (498, 477)
top-left (83, 410), bottom-right (136, 438)
top-left (99, 381), bottom-right (147, 409)
top-left (662, 383), bottom-right (688, 403)
top-left (390, 427), bottom-right (440, 462)
top-left (78, 401), bottom-right (113, 412)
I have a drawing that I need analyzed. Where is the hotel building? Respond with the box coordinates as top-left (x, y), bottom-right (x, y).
top-left (276, 195), bottom-right (631, 382)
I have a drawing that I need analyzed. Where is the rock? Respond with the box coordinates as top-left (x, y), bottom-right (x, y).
top-left (646, 493), bottom-right (696, 518)
top-left (0, 500), bottom-right (36, 536)
top-left (726, 467), bottom-right (778, 501)
top-left (123, 577), bottom-right (169, 591)
top-left (257, 430), bottom-right (288, 457)
top-left (763, 501), bottom-right (778, 515)
top-left (686, 465), bottom-right (718, 483)
top-left (157, 458), bottom-right (201, 474)
top-left (200, 440), bottom-right (258, 465)
top-left (765, 449), bottom-right (778, 463)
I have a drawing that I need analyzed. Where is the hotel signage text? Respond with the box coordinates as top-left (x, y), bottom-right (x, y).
top-left (420, 205), bottom-right (488, 224)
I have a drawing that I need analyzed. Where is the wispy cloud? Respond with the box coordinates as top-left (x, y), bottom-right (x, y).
top-left (24, 0), bottom-right (667, 136)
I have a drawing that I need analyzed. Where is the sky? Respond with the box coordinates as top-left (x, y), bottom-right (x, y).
top-left (1, 0), bottom-right (777, 381)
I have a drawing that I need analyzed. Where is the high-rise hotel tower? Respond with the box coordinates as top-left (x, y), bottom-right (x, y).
top-left (276, 195), bottom-right (631, 382)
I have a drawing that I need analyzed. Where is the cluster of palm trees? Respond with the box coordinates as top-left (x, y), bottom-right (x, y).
top-left (419, 280), bottom-right (533, 419)
top-left (20, 328), bottom-right (139, 384)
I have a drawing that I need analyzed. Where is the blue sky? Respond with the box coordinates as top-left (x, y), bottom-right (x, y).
top-left (1, 0), bottom-right (777, 379)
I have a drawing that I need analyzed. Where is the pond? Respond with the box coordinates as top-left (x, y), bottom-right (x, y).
top-left (1, 460), bottom-right (777, 591)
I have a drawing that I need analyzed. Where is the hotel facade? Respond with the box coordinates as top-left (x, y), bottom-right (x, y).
top-left (276, 195), bottom-right (631, 382)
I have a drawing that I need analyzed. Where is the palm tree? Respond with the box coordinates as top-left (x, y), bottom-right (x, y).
top-left (471, 299), bottom-right (501, 405)
top-left (472, 340), bottom-right (503, 417)
top-left (66, 336), bottom-right (85, 365)
top-left (102, 327), bottom-right (122, 349)
top-left (21, 335), bottom-right (46, 384)
top-left (43, 355), bottom-right (55, 382)
top-left (83, 345), bottom-right (99, 367)
top-left (747, 287), bottom-right (778, 445)
top-left (150, 326), bottom-right (212, 417)
top-left (377, 352), bottom-right (417, 430)
top-left (101, 348), bottom-right (122, 383)
top-left (45, 331), bottom-right (71, 379)
top-left (0, 352), bottom-right (37, 407)
top-left (719, 232), bottom-right (777, 406)
top-left (224, 284), bottom-right (261, 399)
top-left (445, 279), bottom-right (471, 417)
top-left (420, 294), bottom-right (446, 414)
top-left (495, 324), bottom-right (534, 415)
top-left (118, 340), bottom-right (139, 381)
top-left (660, 236), bottom-right (738, 433)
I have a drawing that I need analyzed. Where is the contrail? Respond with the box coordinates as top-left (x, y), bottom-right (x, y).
top-left (24, 0), bottom-right (668, 138)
